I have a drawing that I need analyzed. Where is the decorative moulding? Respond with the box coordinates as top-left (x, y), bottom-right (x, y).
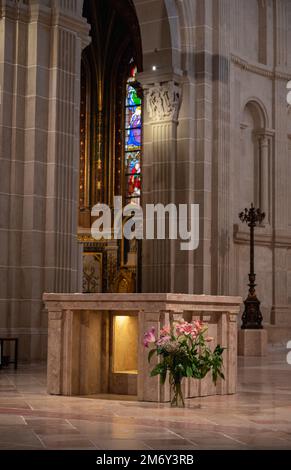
top-left (231, 54), bottom-right (291, 82)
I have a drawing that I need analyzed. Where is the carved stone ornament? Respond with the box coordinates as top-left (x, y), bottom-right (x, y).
top-left (146, 82), bottom-right (181, 122)
top-left (113, 269), bottom-right (136, 293)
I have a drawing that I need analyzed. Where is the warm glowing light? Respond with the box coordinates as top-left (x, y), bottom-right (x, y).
top-left (115, 315), bottom-right (128, 326)
top-left (152, 65), bottom-right (157, 71)
top-left (113, 315), bottom-right (138, 374)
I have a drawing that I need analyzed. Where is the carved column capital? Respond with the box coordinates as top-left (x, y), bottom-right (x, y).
top-left (146, 82), bottom-right (182, 122)
top-left (254, 128), bottom-right (275, 141)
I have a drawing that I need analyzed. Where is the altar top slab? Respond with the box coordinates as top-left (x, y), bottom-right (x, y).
top-left (43, 293), bottom-right (242, 313)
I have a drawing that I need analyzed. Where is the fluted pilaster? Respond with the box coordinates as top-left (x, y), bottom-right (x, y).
top-left (142, 80), bottom-right (182, 292)
top-left (0, 0), bottom-right (90, 360)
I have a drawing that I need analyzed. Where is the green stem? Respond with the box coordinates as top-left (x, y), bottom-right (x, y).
top-left (170, 377), bottom-right (185, 407)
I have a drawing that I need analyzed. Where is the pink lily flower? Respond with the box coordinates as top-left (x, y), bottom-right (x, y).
top-left (193, 320), bottom-right (203, 332)
top-left (160, 325), bottom-right (170, 337)
top-left (143, 327), bottom-right (156, 348)
top-left (157, 335), bottom-right (171, 346)
top-left (176, 321), bottom-right (195, 337)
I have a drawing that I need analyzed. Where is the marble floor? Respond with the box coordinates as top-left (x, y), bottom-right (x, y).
top-left (0, 347), bottom-right (291, 450)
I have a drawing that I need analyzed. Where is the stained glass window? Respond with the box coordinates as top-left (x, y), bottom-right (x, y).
top-left (125, 78), bottom-right (142, 205)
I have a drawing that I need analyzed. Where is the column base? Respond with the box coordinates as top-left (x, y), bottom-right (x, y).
top-left (238, 329), bottom-right (267, 356)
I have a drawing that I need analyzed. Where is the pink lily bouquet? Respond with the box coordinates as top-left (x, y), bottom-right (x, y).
top-left (144, 320), bottom-right (225, 407)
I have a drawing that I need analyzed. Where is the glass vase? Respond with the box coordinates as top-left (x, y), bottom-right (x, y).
top-left (170, 377), bottom-right (185, 408)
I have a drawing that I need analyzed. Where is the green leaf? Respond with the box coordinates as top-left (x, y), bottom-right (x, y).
top-left (186, 366), bottom-right (192, 377)
top-left (150, 362), bottom-right (166, 377)
top-left (214, 344), bottom-right (226, 355)
top-left (148, 348), bottom-right (156, 364)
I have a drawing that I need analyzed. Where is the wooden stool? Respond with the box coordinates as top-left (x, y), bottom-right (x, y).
top-left (0, 338), bottom-right (18, 370)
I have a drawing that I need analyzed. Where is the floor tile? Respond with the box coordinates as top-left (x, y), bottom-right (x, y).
top-left (0, 346), bottom-right (291, 449)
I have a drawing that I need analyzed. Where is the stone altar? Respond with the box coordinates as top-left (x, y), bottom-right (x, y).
top-left (43, 293), bottom-right (242, 402)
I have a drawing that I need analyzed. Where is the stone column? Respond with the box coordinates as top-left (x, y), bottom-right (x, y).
top-left (255, 132), bottom-right (272, 224)
top-left (141, 80), bottom-right (181, 293)
top-left (0, 0), bottom-right (28, 347)
top-left (192, 0), bottom-right (214, 295)
top-left (0, 0), bottom-right (90, 360)
top-left (211, 0), bottom-right (231, 296)
top-left (45, 3), bottom-right (89, 293)
top-left (270, 0), bottom-right (291, 330)
top-left (259, 135), bottom-right (269, 218)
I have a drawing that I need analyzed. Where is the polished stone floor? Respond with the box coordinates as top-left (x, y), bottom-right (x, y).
top-left (0, 346), bottom-right (291, 450)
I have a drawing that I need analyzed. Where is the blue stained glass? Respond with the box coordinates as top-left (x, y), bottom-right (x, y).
top-left (127, 85), bottom-right (141, 106)
top-left (126, 127), bottom-right (141, 149)
top-left (125, 81), bottom-right (142, 202)
top-left (126, 106), bottom-right (142, 129)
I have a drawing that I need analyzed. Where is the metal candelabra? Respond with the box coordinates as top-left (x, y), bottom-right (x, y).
top-left (238, 203), bottom-right (265, 329)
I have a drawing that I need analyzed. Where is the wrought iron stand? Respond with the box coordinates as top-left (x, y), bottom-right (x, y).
top-left (239, 204), bottom-right (265, 329)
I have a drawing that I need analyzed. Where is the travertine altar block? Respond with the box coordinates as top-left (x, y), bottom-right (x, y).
top-left (43, 293), bottom-right (242, 402)
top-left (238, 329), bottom-right (267, 356)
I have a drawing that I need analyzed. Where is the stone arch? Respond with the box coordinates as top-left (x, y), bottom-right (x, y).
top-left (82, 0), bottom-right (143, 70)
top-left (131, 0), bottom-right (182, 72)
top-left (240, 98), bottom-right (271, 217)
top-left (176, 0), bottom-right (195, 72)
top-left (79, 0), bottom-right (184, 73)
top-left (163, 0), bottom-right (182, 69)
top-left (241, 98), bottom-right (269, 130)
